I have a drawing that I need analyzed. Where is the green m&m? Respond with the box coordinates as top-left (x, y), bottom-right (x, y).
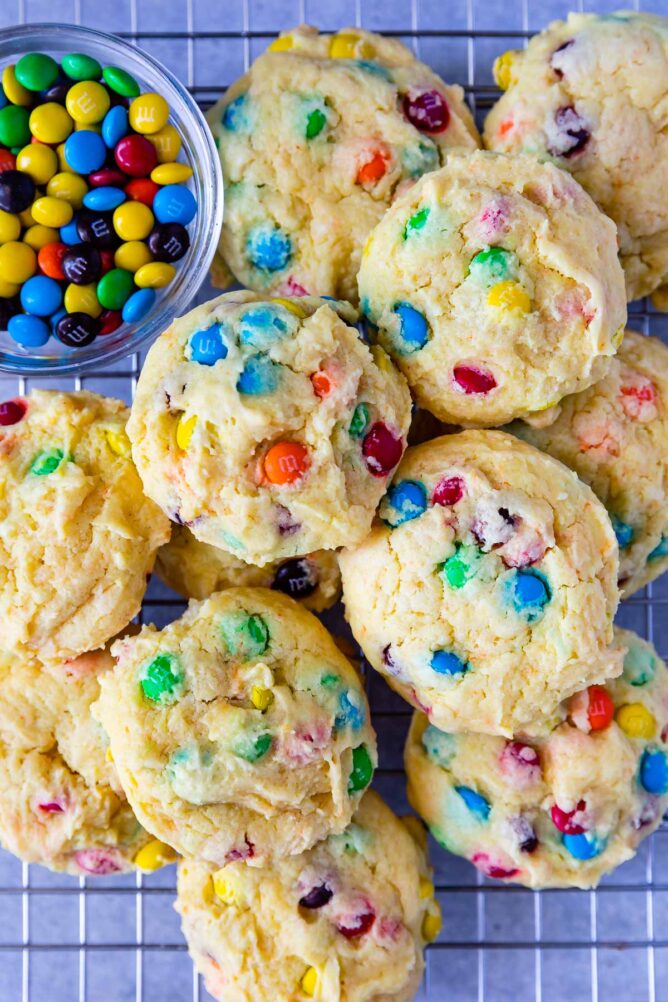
top-left (348, 744), bottom-right (374, 793)
top-left (30, 447), bottom-right (66, 475)
top-left (140, 652), bottom-right (184, 704)
top-left (61, 53), bottom-right (103, 82)
top-left (234, 731), bottom-right (273, 762)
top-left (15, 53), bottom-right (59, 92)
top-left (102, 65), bottom-right (140, 98)
top-left (221, 612), bottom-right (270, 659)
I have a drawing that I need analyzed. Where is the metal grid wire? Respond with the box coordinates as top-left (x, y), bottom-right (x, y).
top-left (1, 0), bottom-right (668, 999)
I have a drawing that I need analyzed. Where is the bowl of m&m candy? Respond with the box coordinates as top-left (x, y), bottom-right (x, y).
top-left (0, 23), bottom-right (222, 375)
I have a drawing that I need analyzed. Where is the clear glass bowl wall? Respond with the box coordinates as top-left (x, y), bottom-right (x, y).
top-left (0, 22), bottom-right (223, 376)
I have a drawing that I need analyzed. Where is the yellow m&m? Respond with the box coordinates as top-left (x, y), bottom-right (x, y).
top-left (23, 224), bottom-right (59, 250)
top-left (66, 80), bottom-right (110, 124)
top-left (115, 240), bottom-right (153, 273)
top-left (133, 839), bottom-right (177, 872)
top-left (113, 201), bottom-right (154, 241)
top-left (615, 702), bottom-right (656, 740)
top-left (0, 241), bottom-right (36, 283)
top-left (134, 262), bottom-right (175, 288)
top-left (129, 92), bottom-right (170, 135)
top-left (47, 171), bottom-right (89, 208)
top-left (2, 65), bottom-right (31, 106)
top-left (31, 196), bottom-right (73, 228)
top-left (0, 210), bottom-right (21, 244)
top-left (329, 32), bottom-right (375, 59)
top-left (145, 124), bottom-right (181, 163)
top-left (176, 413), bottom-right (197, 450)
top-left (487, 280), bottom-right (531, 314)
top-left (64, 283), bottom-right (102, 318)
top-left (16, 142), bottom-right (58, 184)
top-left (150, 162), bottom-right (192, 185)
top-left (28, 102), bottom-right (73, 144)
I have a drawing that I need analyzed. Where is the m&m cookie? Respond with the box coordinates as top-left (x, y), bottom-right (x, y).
top-left (156, 522), bottom-right (341, 612)
top-left (0, 390), bottom-right (169, 661)
top-left (358, 150), bottom-right (626, 426)
top-left (94, 589), bottom-right (377, 867)
top-left (0, 642), bottom-right (174, 875)
top-left (484, 12), bottom-right (668, 303)
top-left (339, 431), bottom-right (621, 737)
top-left (176, 791), bottom-right (440, 1002)
top-left (512, 330), bottom-right (668, 597)
top-left (207, 25), bottom-right (479, 303)
top-left (405, 628), bottom-right (668, 888)
top-left (127, 292), bottom-right (411, 565)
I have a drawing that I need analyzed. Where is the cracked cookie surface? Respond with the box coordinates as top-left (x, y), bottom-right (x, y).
top-left (207, 24), bottom-right (479, 303)
top-left (128, 292), bottom-right (411, 566)
top-left (358, 150), bottom-right (626, 427)
top-left (340, 430), bottom-right (621, 736)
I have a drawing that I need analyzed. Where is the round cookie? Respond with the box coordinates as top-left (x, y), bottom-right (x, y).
top-left (94, 588), bottom-right (377, 867)
top-left (207, 24), bottom-right (480, 303)
top-left (176, 790), bottom-right (441, 1002)
top-left (156, 523), bottom-right (341, 612)
top-left (405, 628), bottom-right (668, 889)
top-left (0, 644), bottom-right (175, 876)
top-left (339, 430), bottom-right (621, 737)
top-left (511, 330), bottom-right (668, 598)
top-left (0, 390), bottom-right (170, 661)
top-left (484, 12), bottom-right (668, 303)
top-left (358, 150), bottom-right (626, 427)
top-left (128, 292), bottom-right (411, 566)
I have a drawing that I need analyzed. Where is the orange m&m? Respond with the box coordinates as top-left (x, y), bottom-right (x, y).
top-left (263, 441), bottom-right (309, 485)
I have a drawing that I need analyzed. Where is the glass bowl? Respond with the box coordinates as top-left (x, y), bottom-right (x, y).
top-left (0, 22), bottom-right (223, 376)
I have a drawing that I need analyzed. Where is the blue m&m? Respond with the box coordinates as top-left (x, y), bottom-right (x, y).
top-left (237, 354), bottom-right (280, 395)
top-left (101, 105), bottom-right (129, 149)
top-left (611, 515), bottom-right (634, 549)
top-left (640, 747), bottom-right (668, 795)
top-left (430, 650), bottom-right (469, 676)
top-left (562, 832), bottom-right (605, 860)
top-left (393, 302), bottom-right (429, 352)
top-left (189, 324), bottom-right (228, 365)
top-left (153, 184), bottom-right (197, 226)
top-left (335, 689), bottom-right (366, 730)
top-left (506, 569), bottom-right (551, 622)
top-left (238, 304), bottom-right (295, 347)
top-left (247, 224), bottom-right (292, 272)
top-left (64, 129), bottom-right (107, 173)
top-left (382, 479), bottom-right (428, 527)
top-left (122, 288), bottom-right (155, 323)
top-left (20, 275), bottom-right (62, 316)
top-left (455, 785), bottom-right (491, 821)
top-left (8, 313), bottom-right (49, 346)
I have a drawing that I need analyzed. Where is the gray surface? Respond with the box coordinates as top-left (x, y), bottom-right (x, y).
top-left (0, 0), bottom-right (667, 999)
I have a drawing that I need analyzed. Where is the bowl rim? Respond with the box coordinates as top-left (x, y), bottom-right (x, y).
top-left (0, 21), bottom-right (223, 378)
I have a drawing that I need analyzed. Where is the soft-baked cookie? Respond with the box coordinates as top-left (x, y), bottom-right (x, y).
top-left (405, 628), bottom-right (668, 889)
top-left (128, 292), bottom-right (411, 566)
top-left (94, 588), bottom-right (377, 867)
top-left (0, 391), bottom-right (169, 661)
top-left (0, 644), bottom-right (175, 876)
top-left (207, 24), bottom-right (480, 303)
top-left (156, 523), bottom-right (341, 612)
top-left (512, 330), bottom-right (668, 597)
top-left (484, 11), bottom-right (668, 303)
top-left (176, 791), bottom-right (441, 1002)
top-left (339, 431), bottom-right (621, 737)
top-left (358, 150), bottom-right (626, 426)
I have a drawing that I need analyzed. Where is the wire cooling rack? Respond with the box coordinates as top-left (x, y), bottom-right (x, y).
top-left (1, 0), bottom-right (668, 999)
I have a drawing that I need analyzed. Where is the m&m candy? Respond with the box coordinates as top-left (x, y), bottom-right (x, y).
top-left (0, 49), bottom-right (198, 352)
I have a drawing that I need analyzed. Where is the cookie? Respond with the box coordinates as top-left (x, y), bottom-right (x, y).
top-left (339, 430), bottom-right (621, 737)
top-left (207, 24), bottom-right (480, 303)
top-left (511, 330), bottom-right (668, 597)
top-left (0, 390), bottom-right (169, 661)
top-left (0, 644), bottom-right (175, 876)
top-left (94, 588), bottom-right (377, 867)
top-left (128, 292), bottom-right (411, 566)
top-left (156, 523), bottom-right (341, 612)
top-left (358, 150), bottom-right (626, 427)
top-left (175, 790), bottom-right (440, 1002)
top-left (484, 12), bottom-right (668, 302)
top-left (405, 628), bottom-right (668, 889)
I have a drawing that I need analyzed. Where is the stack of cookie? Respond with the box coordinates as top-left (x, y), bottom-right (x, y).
top-left (3, 13), bottom-right (668, 1002)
